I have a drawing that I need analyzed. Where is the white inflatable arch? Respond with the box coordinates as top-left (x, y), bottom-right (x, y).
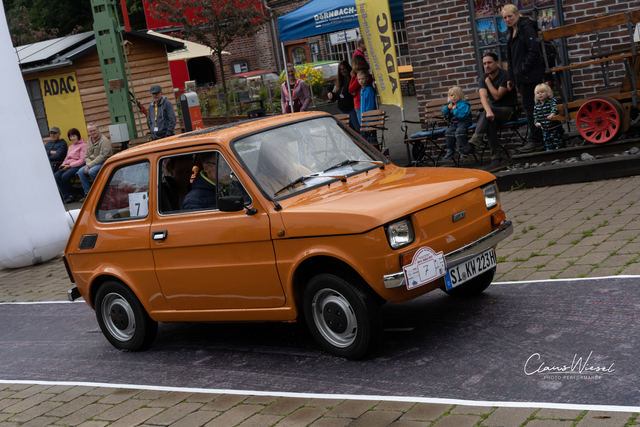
top-left (0, 3), bottom-right (74, 268)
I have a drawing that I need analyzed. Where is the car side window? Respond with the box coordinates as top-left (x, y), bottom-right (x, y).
top-left (159, 151), bottom-right (250, 215)
top-left (98, 162), bottom-right (150, 221)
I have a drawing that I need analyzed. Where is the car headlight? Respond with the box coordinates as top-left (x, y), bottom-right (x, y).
top-left (482, 183), bottom-right (499, 210)
top-left (386, 219), bottom-right (415, 249)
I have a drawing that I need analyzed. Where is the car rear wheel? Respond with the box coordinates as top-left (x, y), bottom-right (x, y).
top-left (303, 273), bottom-right (381, 359)
top-left (442, 267), bottom-right (495, 298)
top-left (95, 281), bottom-right (157, 351)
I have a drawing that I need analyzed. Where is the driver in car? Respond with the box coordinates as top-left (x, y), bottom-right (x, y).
top-left (256, 139), bottom-right (313, 196)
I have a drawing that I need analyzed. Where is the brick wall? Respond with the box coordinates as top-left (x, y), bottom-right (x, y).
top-left (404, 0), bottom-right (640, 116)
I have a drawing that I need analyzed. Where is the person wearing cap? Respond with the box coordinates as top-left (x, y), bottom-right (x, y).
top-left (44, 126), bottom-right (67, 172)
top-left (147, 85), bottom-right (176, 140)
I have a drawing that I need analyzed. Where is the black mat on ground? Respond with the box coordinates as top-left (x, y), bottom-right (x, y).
top-left (0, 277), bottom-right (637, 406)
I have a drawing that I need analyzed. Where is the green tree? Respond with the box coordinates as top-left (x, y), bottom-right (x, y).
top-left (148, 0), bottom-right (270, 121)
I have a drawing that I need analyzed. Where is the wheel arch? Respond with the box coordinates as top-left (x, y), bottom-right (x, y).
top-left (291, 255), bottom-right (385, 318)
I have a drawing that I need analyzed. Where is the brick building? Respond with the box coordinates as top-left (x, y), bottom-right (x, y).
top-left (403, 0), bottom-right (640, 114)
top-left (142, 0), bottom-right (640, 115)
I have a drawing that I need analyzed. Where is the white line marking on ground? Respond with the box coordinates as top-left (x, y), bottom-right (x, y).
top-left (0, 379), bottom-right (637, 412)
top-left (493, 275), bottom-right (640, 285)
top-left (1, 275), bottom-right (638, 305)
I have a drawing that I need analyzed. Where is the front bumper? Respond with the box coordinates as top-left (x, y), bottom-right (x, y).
top-left (67, 287), bottom-right (81, 302)
top-left (383, 219), bottom-right (513, 289)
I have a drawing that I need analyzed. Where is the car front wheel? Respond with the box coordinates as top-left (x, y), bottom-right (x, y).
top-left (442, 267), bottom-right (495, 297)
top-left (95, 281), bottom-right (158, 351)
top-left (303, 273), bottom-right (381, 359)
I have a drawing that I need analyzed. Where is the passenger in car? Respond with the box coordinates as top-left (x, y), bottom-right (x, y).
top-left (183, 152), bottom-right (218, 210)
top-left (160, 155), bottom-right (193, 212)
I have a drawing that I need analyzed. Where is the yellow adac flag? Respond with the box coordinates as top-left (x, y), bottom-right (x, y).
top-left (356, 0), bottom-right (403, 108)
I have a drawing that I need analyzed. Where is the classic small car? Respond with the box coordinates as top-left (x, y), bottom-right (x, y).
top-left (64, 112), bottom-right (512, 359)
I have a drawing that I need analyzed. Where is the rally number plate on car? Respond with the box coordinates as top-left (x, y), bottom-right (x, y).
top-left (444, 248), bottom-right (496, 290)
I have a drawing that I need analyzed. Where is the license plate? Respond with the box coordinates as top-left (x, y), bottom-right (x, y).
top-left (444, 248), bottom-right (496, 290)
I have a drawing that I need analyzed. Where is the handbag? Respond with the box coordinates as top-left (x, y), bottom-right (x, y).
top-left (285, 99), bottom-right (302, 114)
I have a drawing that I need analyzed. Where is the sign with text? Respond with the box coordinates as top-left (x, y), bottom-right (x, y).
top-left (39, 72), bottom-right (87, 143)
top-left (329, 29), bottom-right (359, 45)
top-left (402, 247), bottom-right (447, 290)
top-left (356, 0), bottom-right (403, 108)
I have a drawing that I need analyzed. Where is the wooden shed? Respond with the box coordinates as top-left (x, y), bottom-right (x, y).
top-left (17, 30), bottom-right (184, 143)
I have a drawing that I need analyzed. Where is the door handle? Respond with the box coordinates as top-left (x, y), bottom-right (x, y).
top-left (152, 230), bottom-right (168, 241)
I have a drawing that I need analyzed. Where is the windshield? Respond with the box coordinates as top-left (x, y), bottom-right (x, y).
top-left (234, 117), bottom-right (381, 198)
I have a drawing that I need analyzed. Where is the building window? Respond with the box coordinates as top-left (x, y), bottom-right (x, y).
top-left (291, 47), bottom-right (307, 65)
top-left (232, 61), bottom-right (249, 75)
top-left (310, 42), bottom-right (321, 62)
top-left (469, 0), bottom-right (563, 74)
top-left (25, 79), bottom-right (49, 137)
top-left (322, 21), bottom-right (411, 66)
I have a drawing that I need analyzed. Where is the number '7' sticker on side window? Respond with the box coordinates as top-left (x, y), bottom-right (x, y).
top-left (402, 247), bottom-right (447, 290)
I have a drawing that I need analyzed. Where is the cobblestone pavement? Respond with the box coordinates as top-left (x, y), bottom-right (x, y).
top-left (1, 176), bottom-right (639, 426)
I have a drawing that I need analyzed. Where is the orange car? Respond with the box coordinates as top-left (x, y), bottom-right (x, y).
top-left (64, 112), bottom-right (512, 359)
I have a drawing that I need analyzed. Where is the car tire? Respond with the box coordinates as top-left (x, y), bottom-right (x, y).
top-left (303, 273), bottom-right (381, 360)
top-left (95, 281), bottom-right (158, 351)
top-left (441, 267), bottom-right (495, 298)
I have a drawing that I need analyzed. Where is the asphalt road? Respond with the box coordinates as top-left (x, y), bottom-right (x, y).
top-left (1, 277), bottom-right (637, 406)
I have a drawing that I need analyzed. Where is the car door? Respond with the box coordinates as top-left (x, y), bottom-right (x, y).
top-left (150, 149), bottom-right (285, 311)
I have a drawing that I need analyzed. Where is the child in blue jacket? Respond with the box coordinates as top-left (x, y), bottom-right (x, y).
top-left (358, 70), bottom-right (378, 145)
top-left (441, 86), bottom-right (472, 160)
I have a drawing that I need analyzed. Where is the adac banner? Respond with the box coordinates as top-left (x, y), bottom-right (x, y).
top-left (356, 0), bottom-right (403, 108)
top-left (39, 72), bottom-right (87, 143)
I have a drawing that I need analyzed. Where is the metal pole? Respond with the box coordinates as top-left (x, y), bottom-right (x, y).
top-left (344, 30), bottom-right (351, 59)
top-left (281, 42), bottom-right (294, 113)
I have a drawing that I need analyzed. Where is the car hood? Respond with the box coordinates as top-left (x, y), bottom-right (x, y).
top-left (278, 165), bottom-right (495, 237)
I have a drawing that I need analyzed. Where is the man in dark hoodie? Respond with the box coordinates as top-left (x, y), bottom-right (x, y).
top-left (503, 4), bottom-right (546, 153)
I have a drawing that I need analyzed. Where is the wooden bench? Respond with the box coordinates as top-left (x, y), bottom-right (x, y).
top-left (360, 109), bottom-right (389, 156)
top-left (402, 93), bottom-right (527, 166)
top-left (334, 113), bottom-right (351, 128)
top-left (398, 65), bottom-right (415, 96)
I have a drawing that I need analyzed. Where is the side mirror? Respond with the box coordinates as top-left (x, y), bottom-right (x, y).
top-left (218, 196), bottom-right (244, 212)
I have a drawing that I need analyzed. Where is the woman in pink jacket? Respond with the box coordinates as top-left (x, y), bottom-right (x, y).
top-left (54, 128), bottom-right (87, 203)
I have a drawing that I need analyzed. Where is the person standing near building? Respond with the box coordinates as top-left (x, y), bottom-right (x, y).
top-left (281, 64), bottom-right (311, 113)
top-left (78, 123), bottom-right (112, 202)
top-left (502, 4), bottom-right (545, 153)
top-left (352, 38), bottom-right (366, 60)
top-left (327, 60), bottom-right (358, 132)
top-left (147, 85), bottom-right (176, 140)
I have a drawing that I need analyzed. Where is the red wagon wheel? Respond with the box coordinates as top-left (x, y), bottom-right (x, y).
top-left (576, 96), bottom-right (624, 144)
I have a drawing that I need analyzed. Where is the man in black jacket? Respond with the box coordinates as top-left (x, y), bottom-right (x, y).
top-left (44, 126), bottom-right (67, 172)
top-left (503, 5), bottom-right (545, 153)
top-left (459, 53), bottom-right (519, 166)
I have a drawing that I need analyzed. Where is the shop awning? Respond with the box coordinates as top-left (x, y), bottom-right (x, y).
top-left (147, 30), bottom-right (230, 61)
top-left (277, 0), bottom-right (405, 43)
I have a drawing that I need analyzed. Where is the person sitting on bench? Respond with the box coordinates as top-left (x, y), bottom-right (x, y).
top-left (459, 52), bottom-right (519, 166)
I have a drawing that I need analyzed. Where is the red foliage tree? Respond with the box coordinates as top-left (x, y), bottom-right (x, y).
top-left (148, 0), bottom-right (270, 120)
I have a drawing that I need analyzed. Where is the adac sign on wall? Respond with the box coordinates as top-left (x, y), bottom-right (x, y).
top-left (313, 7), bottom-right (358, 30)
top-left (39, 72), bottom-right (88, 142)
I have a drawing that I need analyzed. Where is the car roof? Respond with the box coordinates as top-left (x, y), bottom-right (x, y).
top-left (109, 112), bottom-right (333, 159)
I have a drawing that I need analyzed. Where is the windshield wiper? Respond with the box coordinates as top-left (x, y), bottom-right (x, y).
top-left (322, 159), bottom-right (384, 173)
top-left (273, 173), bottom-right (318, 197)
top-left (273, 170), bottom-right (351, 197)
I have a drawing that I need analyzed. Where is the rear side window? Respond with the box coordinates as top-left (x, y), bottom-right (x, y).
top-left (97, 162), bottom-right (150, 221)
